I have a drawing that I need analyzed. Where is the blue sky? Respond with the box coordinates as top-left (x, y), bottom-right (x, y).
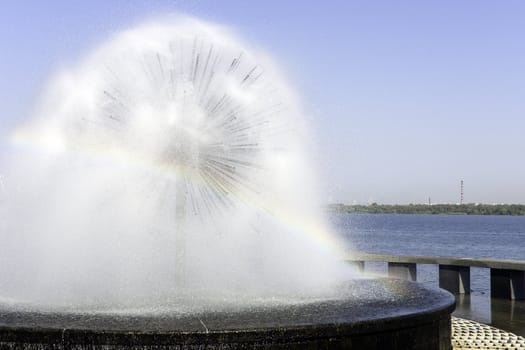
top-left (1, 1), bottom-right (524, 204)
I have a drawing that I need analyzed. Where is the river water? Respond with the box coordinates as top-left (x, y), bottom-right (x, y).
top-left (331, 213), bottom-right (525, 336)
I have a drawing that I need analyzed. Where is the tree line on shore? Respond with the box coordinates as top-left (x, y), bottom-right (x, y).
top-left (329, 203), bottom-right (525, 216)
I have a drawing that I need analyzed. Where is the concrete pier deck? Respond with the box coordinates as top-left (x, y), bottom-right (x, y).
top-left (346, 253), bottom-right (525, 300)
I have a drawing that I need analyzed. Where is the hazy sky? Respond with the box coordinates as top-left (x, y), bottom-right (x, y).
top-left (1, 1), bottom-right (524, 204)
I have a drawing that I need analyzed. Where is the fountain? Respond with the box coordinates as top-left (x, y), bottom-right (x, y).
top-left (0, 17), bottom-right (454, 349)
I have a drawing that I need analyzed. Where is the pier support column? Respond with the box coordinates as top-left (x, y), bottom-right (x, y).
top-left (439, 265), bottom-right (470, 294)
top-left (388, 262), bottom-right (416, 281)
top-left (348, 261), bottom-right (365, 273)
top-left (491, 269), bottom-right (525, 300)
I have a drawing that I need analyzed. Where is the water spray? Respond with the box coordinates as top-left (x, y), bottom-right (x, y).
top-left (0, 17), bottom-right (350, 308)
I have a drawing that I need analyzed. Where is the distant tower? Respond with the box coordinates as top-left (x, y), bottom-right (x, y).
top-left (0, 175), bottom-right (4, 204)
top-left (460, 180), bottom-right (464, 205)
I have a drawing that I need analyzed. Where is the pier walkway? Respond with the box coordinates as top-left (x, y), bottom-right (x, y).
top-left (452, 317), bottom-right (525, 349)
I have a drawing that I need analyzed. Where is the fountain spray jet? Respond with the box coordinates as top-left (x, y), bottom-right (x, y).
top-left (93, 36), bottom-right (278, 286)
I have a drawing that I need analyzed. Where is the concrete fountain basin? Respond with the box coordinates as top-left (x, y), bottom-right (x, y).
top-left (0, 279), bottom-right (454, 350)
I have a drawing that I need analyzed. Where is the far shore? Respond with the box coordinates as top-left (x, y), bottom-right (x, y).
top-left (328, 203), bottom-right (525, 216)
